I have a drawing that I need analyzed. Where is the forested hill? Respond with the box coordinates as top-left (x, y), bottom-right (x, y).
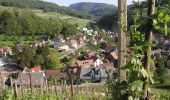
top-left (97, 0), bottom-right (170, 31)
top-left (69, 2), bottom-right (117, 17)
top-left (0, 0), bottom-right (93, 19)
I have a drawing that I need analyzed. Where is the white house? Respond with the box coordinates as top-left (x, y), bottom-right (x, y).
top-left (0, 47), bottom-right (12, 58)
top-left (52, 37), bottom-right (65, 43)
top-left (70, 39), bottom-right (78, 49)
top-left (54, 42), bottom-right (69, 51)
top-left (94, 58), bottom-right (103, 67)
top-left (0, 59), bottom-right (5, 67)
top-left (82, 28), bottom-right (88, 32)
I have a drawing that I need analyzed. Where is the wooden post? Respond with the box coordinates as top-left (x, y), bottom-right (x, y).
top-left (144, 0), bottom-right (155, 99)
top-left (54, 78), bottom-right (57, 95)
top-left (118, 0), bottom-right (127, 81)
top-left (19, 71), bottom-right (24, 99)
top-left (10, 77), bottom-right (13, 89)
top-left (28, 73), bottom-right (33, 94)
top-left (70, 74), bottom-right (73, 97)
top-left (14, 83), bottom-right (18, 99)
top-left (0, 71), bottom-right (3, 90)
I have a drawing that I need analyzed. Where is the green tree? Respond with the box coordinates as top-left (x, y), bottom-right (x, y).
top-left (0, 10), bottom-right (18, 35)
top-left (20, 44), bottom-right (34, 68)
top-left (62, 23), bottom-right (78, 39)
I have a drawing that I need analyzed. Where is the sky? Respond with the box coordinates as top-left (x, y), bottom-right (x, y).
top-left (44, 0), bottom-right (146, 7)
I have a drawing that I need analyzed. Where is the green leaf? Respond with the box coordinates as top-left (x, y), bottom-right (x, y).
top-left (164, 22), bottom-right (168, 36)
top-left (164, 14), bottom-right (170, 22)
top-left (128, 96), bottom-right (133, 100)
top-left (128, 80), bottom-right (143, 92)
top-left (158, 12), bottom-right (164, 18)
top-left (140, 67), bottom-right (148, 78)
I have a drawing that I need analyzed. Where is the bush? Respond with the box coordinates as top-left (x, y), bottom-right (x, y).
top-left (154, 57), bottom-right (168, 84)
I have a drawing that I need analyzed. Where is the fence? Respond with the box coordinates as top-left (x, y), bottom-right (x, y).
top-left (0, 75), bottom-right (107, 100)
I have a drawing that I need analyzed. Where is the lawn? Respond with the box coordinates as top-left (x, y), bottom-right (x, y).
top-left (34, 10), bottom-right (91, 28)
top-left (151, 75), bottom-right (170, 99)
top-left (0, 35), bottom-right (45, 48)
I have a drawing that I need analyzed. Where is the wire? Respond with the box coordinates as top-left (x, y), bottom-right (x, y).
top-left (0, 25), bottom-right (20, 43)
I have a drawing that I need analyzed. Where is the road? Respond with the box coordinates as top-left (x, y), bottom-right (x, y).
top-left (59, 43), bottom-right (86, 60)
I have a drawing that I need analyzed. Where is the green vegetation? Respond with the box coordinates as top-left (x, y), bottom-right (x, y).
top-left (10, 45), bottom-right (62, 69)
top-left (151, 75), bottom-right (170, 99)
top-left (0, 10), bottom-right (63, 36)
top-left (97, 13), bottom-right (118, 30)
top-left (109, 1), bottom-right (170, 100)
top-left (0, 0), bottom-right (93, 19)
top-left (97, 0), bottom-right (170, 31)
top-left (0, 35), bottom-right (45, 47)
top-left (69, 2), bottom-right (117, 17)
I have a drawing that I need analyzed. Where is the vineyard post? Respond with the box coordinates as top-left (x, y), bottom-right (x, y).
top-left (0, 71), bottom-right (2, 90)
top-left (19, 71), bottom-right (24, 99)
top-left (10, 77), bottom-right (13, 89)
top-left (144, 0), bottom-right (155, 99)
top-left (118, 0), bottom-right (127, 81)
top-left (14, 83), bottom-right (18, 99)
top-left (54, 78), bottom-right (57, 95)
top-left (28, 73), bottom-right (33, 94)
top-left (70, 73), bottom-right (73, 97)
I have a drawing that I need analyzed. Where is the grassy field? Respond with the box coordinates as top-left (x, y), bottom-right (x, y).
top-left (0, 6), bottom-right (91, 48)
top-left (0, 35), bottom-right (45, 48)
top-left (151, 75), bottom-right (170, 99)
top-left (0, 6), bottom-right (91, 28)
top-left (34, 10), bottom-right (91, 28)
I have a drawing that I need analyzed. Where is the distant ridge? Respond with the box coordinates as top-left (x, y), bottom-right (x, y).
top-left (0, 0), bottom-right (93, 19)
top-left (68, 2), bottom-right (117, 17)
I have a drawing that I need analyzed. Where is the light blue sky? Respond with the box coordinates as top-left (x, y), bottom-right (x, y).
top-left (44, 0), bottom-right (146, 7)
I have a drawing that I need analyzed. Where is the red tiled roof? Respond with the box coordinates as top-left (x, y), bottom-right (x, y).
top-left (70, 39), bottom-right (78, 44)
top-left (110, 51), bottom-right (118, 60)
top-left (45, 70), bottom-right (67, 79)
top-left (0, 47), bottom-right (12, 53)
top-left (107, 51), bottom-right (118, 61)
top-left (76, 59), bottom-right (94, 68)
top-left (31, 66), bottom-right (41, 72)
top-left (100, 63), bottom-right (113, 68)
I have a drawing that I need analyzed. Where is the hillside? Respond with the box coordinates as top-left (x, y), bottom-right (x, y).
top-left (69, 2), bottom-right (117, 17)
top-left (97, 0), bottom-right (170, 31)
top-left (0, 0), bottom-right (93, 19)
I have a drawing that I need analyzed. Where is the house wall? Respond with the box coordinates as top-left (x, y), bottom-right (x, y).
top-left (72, 44), bottom-right (78, 49)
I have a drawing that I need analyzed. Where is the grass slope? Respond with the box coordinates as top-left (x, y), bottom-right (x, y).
top-left (0, 6), bottom-right (91, 47)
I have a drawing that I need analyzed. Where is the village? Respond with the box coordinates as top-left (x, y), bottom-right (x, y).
top-left (0, 0), bottom-right (170, 99)
top-left (0, 27), bottom-right (119, 93)
top-left (0, 25), bottom-right (170, 98)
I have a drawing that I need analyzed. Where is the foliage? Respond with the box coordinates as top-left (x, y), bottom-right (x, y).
top-left (69, 2), bottom-right (117, 17)
top-left (0, 0), bottom-right (93, 19)
top-left (0, 10), bottom-right (63, 36)
top-left (110, 1), bottom-right (170, 100)
top-left (0, 88), bottom-right (15, 100)
top-left (10, 45), bottom-right (62, 69)
top-left (97, 12), bottom-right (118, 30)
top-left (154, 56), bottom-right (167, 84)
top-left (62, 22), bottom-right (78, 39)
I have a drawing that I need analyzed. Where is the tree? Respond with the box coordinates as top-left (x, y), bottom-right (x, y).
top-left (19, 44), bottom-right (34, 68)
top-left (62, 23), bottom-right (78, 39)
top-left (0, 10), bottom-right (18, 35)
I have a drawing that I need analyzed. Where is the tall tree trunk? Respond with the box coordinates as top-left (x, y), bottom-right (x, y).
top-left (144, 0), bottom-right (155, 99)
top-left (118, 0), bottom-right (127, 81)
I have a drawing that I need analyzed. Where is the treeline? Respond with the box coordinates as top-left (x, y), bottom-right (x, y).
top-left (97, 0), bottom-right (170, 31)
top-left (97, 12), bottom-right (118, 31)
top-left (0, 0), bottom-right (93, 19)
top-left (10, 45), bottom-right (62, 69)
top-left (0, 10), bottom-right (78, 38)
